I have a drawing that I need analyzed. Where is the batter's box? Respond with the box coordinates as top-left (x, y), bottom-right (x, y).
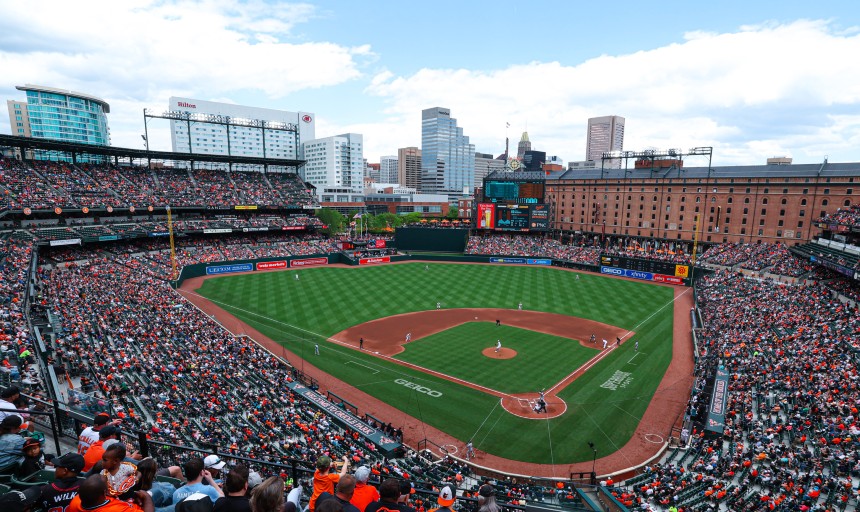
top-left (517, 398), bottom-right (535, 408)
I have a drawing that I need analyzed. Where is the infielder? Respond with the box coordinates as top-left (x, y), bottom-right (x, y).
top-left (495, 340), bottom-right (502, 353)
top-left (405, 332), bottom-right (411, 343)
top-left (602, 339), bottom-right (608, 349)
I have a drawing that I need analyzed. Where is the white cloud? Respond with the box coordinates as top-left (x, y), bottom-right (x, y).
top-left (0, 0), bottom-right (370, 148)
top-left (356, 19), bottom-right (860, 165)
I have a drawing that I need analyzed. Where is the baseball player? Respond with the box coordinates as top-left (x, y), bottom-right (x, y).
top-left (602, 339), bottom-right (608, 349)
top-left (495, 340), bottom-right (502, 353)
top-left (405, 332), bottom-right (411, 343)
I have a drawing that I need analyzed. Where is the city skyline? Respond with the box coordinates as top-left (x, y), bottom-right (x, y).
top-left (1, 1), bottom-right (860, 166)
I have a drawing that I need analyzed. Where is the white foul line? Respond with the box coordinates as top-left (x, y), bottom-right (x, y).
top-left (345, 361), bottom-right (379, 374)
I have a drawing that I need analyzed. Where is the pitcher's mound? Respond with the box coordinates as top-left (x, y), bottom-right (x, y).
top-left (482, 347), bottom-right (517, 359)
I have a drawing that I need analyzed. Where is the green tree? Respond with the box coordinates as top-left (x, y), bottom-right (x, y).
top-left (315, 208), bottom-right (345, 235)
top-left (446, 206), bottom-right (459, 220)
top-left (402, 212), bottom-right (423, 225)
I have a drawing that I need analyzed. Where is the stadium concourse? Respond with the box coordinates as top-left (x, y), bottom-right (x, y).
top-left (0, 156), bottom-right (856, 511)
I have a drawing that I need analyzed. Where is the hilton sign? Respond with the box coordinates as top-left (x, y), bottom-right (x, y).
top-left (177, 101), bottom-right (196, 108)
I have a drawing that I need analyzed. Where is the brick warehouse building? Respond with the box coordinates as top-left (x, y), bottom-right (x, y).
top-left (546, 162), bottom-right (858, 244)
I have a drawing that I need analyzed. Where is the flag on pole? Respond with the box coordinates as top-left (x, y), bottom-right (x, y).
top-left (353, 213), bottom-right (362, 219)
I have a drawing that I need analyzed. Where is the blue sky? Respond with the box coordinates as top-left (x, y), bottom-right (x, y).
top-left (2, 0), bottom-right (860, 166)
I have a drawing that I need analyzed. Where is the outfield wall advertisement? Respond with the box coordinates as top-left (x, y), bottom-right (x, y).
top-left (601, 266), bottom-right (684, 285)
top-left (359, 256), bottom-right (391, 265)
top-left (489, 257), bottom-right (552, 266)
top-left (291, 257), bottom-right (328, 267)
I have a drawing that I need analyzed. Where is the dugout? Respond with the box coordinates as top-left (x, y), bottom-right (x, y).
top-left (395, 227), bottom-right (470, 252)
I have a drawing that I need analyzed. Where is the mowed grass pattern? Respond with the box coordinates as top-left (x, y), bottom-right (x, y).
top-left (197, 263), bottom-right (677, 463)
top-left (396, 322), bottom-right (597, 394)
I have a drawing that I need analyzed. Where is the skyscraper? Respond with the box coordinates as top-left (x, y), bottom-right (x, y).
top-left (398, 147), bottom-right (421, 190)
top-left (517, 131), bottom-right (531, 160)
top-left (379, 155), bottom-right (398, 183)
top-left (586, 115), bottom-right (625, 168)
top-left (421, 107), bottom-right (475, 195)
top-left (301, 133), bottom-right (364, 201)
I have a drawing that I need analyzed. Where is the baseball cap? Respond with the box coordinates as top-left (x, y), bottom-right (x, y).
top-left (23, 437), bottom-right (41, 449)
top-left (204, 455), bottom-right (227, 470)
top-left (247, 471), bottom-right (263, 489)
top-left (94, 413), bottom-right (112, 426)
top-left (53, 453), bottom-right (86, 473)
top-left (354, 465), bottom-right (371, 483)
top-left (316, 455), bottom-right (332, 470)
top-left (99, 425), bottom-right (120, 438)
top-left (438, 485), bottom-right (455, 506)
top-left (0, 490), bottom-right (37, 512)
top-left (478, 484), bottom-right (494, 498)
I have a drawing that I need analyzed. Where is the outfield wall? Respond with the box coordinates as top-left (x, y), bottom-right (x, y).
top-left (175, 253), bottom-right (342, 287)
top-left (395, 227), bottom-right (470, 252)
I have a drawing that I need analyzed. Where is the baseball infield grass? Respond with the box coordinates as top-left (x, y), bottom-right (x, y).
top-left (396, 322), bottom-right (597, 394)
top-left (196, 262), bottom-right (676, 464)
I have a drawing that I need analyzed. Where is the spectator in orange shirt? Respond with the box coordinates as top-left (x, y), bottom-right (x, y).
top-left (350, 466), bottom-right (379, 512)
top-left (68, 475), bottom-right (154, 512)
top-left (310, 455), bottom-right (349, 512)
top-left (82, 426), bottom-right (120, 472)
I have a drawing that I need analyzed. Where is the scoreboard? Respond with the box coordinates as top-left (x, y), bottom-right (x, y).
top-left (484, 179), bottom-right (545, 204)
top-left (477, 203), bottom-right (548, 232)
top-left (599, 254), bottom-right (690, 283)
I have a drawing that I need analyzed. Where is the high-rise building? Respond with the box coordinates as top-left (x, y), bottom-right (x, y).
top-left (380, 155), bottom-right (398, 183)
top-left (398, 147), bottom-right (422, 190)
top-left (167, 97), bottom-right (314, 170)
top-left (585, 115), bottom-right (625, 168)
top-left (301, 133), bottom-right (364, 202)
top-left (9, 84), bottom-right (110, 146)
top-left (474, 152), bottom-right (506, 191)
top-left (421, 107), bottom-right (475, 195)
top-left (522, 150), bottom-right (546, 172)
top-left (517, 131), bottom-right (531, 160)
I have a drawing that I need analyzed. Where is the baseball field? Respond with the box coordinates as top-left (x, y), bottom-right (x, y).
top-left (191, 262), bottom-right (682, 466)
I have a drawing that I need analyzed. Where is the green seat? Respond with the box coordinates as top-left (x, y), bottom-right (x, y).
top-left (155, 475), bottom-right (184, 488)
top-left (10, 469), bottom-right (54, 489)
top-left (0, 483), bottom-right (11, 494)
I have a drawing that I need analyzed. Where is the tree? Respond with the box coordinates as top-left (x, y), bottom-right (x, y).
top-left (315, 208), bottom-right (345, 235)
top-left (446, 206), bottom-right (459, 220)
top-left (402, 212), bottom-right (423, 225)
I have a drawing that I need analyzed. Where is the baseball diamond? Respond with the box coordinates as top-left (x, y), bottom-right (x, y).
top-left (182, 261), bottom-right (694, 473)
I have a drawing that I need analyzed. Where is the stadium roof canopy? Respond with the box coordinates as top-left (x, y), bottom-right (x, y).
top-left (553, 162), bottom-right (860, 180)
top-left (0, 134), bottom-right (305, 168)
top-left (485, 170), bottom-right (546, 181)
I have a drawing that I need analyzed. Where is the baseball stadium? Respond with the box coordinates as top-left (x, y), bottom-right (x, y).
top-left (1, 135), bottom-right (859, 512)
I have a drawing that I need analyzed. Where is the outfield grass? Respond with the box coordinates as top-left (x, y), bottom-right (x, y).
top-left (396, 322), bottom-right (597, 394)
top-left (196, 262), bottom-right (676, 464)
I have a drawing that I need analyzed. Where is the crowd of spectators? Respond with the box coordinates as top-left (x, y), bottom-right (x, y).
top-left (467, 234), bottom-right (692, 266)
top-left (818, 204), bottom-right (860, 228)
top-left (0, 159), bottom-right (320, 210)
top-left (620, 270), bottom-right (860, 510)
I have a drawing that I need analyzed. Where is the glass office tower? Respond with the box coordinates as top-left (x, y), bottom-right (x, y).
top-left (421, 107), bottom-right (475, 195)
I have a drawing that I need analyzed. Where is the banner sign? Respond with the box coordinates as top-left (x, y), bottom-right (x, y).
top-left (98, 235), bottom-right (119, 241)
top-left (601, 266), bottom-right (686, 285)
top-left (288, 382), bottom-right (401, 455)
top-left (490, 257), bottom-right (525, 264)
top-left (282, 226), bottom-right (306, 231)
top-left (359, 256), bottom-right (391, 265)
top-left (291, 257), bottom-right (328, 267)
top-left (204, 228), bottom-right (232, 234)
top-left (653, 273), bottom-right (685, 285)
top-left (206, 263), bottom-right (253, 275)
top-left (242, 227), bottom-right (269, 232)
top-left (705, 366), bottom-right (729, 434)
top-left (148, 232), bottom-right (170, 237)
top-left (234, 205), bottom-right (258, 210)
top-left (674, 265), bottom-right (690, 278)
top-left (49, 238), bottom-right (81, 247)
top-left (373, 239), bottom-right (386, 249)
top-left (526, 258), bottom-right (552, 265)
top-left (477, 203), bottom-right (495, 230)
top-left (256, 261), bottom-right (287, 271)
top-left (811, 256), bottom-right (855, 277)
